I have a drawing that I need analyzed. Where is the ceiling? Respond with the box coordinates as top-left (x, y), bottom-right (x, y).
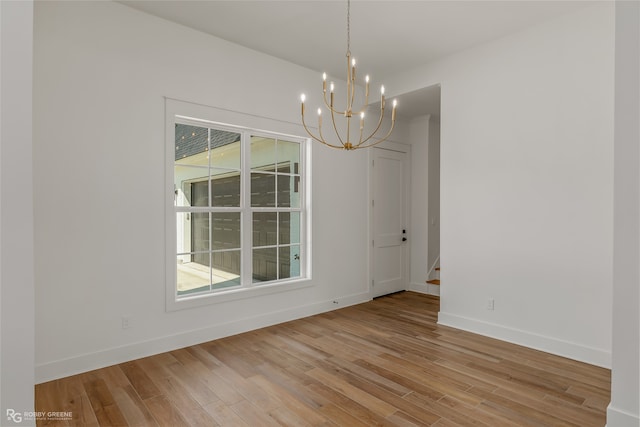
top-left (119, 0), bottom-right (592, 119)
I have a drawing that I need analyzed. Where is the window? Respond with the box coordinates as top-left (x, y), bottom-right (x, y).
top-left (167, 104), bottom-right (310, 309)
top-left (250, 136), bottom-right (302, 283)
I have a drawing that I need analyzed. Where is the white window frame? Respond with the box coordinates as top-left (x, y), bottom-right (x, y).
top-left (165, 99), bottom-right (312, 311)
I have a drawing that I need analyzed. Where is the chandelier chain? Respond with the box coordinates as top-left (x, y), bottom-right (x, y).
top-left (346, 0), bottom-right (351, 56)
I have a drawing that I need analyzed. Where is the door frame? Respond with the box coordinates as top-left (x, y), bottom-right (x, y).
top-left (368, 140), bottom-right (412, 299)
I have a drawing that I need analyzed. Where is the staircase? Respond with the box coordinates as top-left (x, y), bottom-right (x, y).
top-left (426, 267), bottom-right (440, 296)
top-left (427, 267), bottom-right (440, 285)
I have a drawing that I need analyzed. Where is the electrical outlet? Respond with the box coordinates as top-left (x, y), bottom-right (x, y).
top-left (487, 298), bottom-right (495, 311)
top-left (122, 316), bottom-right (132, 329)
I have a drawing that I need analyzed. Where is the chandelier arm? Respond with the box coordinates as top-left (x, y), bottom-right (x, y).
top-left (346, 54), bottom-right (351, 113)
top-left (322, 91), bottom-right (346, 116)
top-left (349, 67), bottom-right (356, 114)
top-left (355, 119), bottom-right (396, 149)
top-left (302, 118), bottom-right (344, 149)
top-left (349, 79), bottom-right (356, 115)
top-left (363, 85), bottom-right (369, 112)
top-left (301, 111), bottom-right (341, 148)
top-left (316, 137), bottom-right (349, 150)
top-left (357, 105), bottom-right (386, 147)
top-left (300, 113), bottom-right (322, 142)
top-left (330, 103), bottom-right (347, 148)
top-left (317, 115), bottom-right (331, 147)
top-left (347, 55), bottom-right (356, 115)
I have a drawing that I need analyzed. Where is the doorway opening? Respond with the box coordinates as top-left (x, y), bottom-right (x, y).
top-left (369, 84), bottom-right (441, 298)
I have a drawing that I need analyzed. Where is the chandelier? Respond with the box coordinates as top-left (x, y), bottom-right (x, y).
top-left (300, 0), bottom-right (397, 151)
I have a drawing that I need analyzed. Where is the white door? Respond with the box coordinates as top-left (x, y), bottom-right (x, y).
top-left (372, 147), bottom-right (408, 297)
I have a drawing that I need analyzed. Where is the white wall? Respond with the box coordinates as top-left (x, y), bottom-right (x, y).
top-left (609, 1), bottom-right (640, 425)
top-left (387, 4), bottom-right (615, 367)
top-left (427, 117), bottom-right (440, 271)
top-left (1, 1), bottom-right (36, 424)
top-left (407, 114), bottom-right (440, 296)
top-left (408, 115), bottom-right (431, 292)
top-left (33, 1), bottom-right (382, 382)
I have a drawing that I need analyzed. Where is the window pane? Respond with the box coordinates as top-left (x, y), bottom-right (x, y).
top-left (177, 254), bottom-right (210, 296)
top-left (251, 136), bottom-right (276, 170)
top-left (253, 212), bottom-right (277, 247)
top-left (253, 247), bottom-right (277, 283)
top-left (177, 212), bottom-right (209, 254)
top-left (212, 250), bottom-right (241, 290)
top-left (212, 213), bottom-right (240, 250)
top-left (189, 180), bottom-right (210, 207)
top-left (277, 175), bottom-right (300, 208)
top-left (191, 212), bottom-right (210, 253)
top-left (251, 173), bottom-right (276, 207)
top-left (174, 166), bottom-right (208, 206)
top-left (175, 124), bottom-right (209, 165)
top-left (210, 129), bottom-right (241, 169)
top-left (277, 140), bottom-right (300, 173)
top-left (279, 245), bottom-right (301, 279)
top-left (211, 169), bottom-right (240, 207)
top-left (279, 212), bottom-right (300, 245)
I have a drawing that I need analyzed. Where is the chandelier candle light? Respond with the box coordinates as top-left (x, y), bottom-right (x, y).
top-left (300, 0), bottom-right (397, 150)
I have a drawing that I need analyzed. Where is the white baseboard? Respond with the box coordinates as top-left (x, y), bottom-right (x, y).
top-left (409, 281), bottom-right (440, 296)
top-left (438, 311), bottom-right (611, 368)
top-left (35, 292), bottom-right (371, 384)
top-left (606, 404), bottom-right (640, 427)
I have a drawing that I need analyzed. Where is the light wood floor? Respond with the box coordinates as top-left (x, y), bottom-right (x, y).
top-left (35, 292), bottom-right (610, 426)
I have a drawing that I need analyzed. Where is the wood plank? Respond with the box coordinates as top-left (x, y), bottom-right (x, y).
top-left (316, 358), bottom-right (442, 425)
top-left (305, 381), bottom-right (397, 426)
top-left (436, 394), bottom-right (522, 427)
top-left (82, 378), bottom-right (129, 427)
top-left (510, 391), bottom-right (606, 427)
top-left (386, 410), bottom-right (430, 427)
top-left (306, 367), bottom-right (397, 418)
top-left (466, 386), bottom-right (578, 427)
top-left (110, 385), bottom-right (159, 427)
top-left (323, 356), bottom-right (412, 397)
top-left (229, 399), bottom-right (281, 427)
top-left (203, 400), bottom-right (249, 427)
top-left (164, 361), bottom-right (220, 407)
top-left (317, 402), bottom-right (369, 427)
top-left (34, 380), bottom-right (72, 427)
top-left (249, 373), bottom-right (331, 426)
top-left (120, 362), bottom-right (162, 401)
top-left (255, 359), bottom-right (329, 410)
top-left (143, 395), bottom-right (190, 427)
top-left (211, 361), bottom-right (282, 411)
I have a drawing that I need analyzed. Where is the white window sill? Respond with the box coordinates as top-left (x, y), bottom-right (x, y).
top-left (166, 278), bottom-right (313, 312)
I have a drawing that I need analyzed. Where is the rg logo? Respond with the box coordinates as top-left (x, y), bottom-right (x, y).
top-left (6, 409), bottom-right (22, 423)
